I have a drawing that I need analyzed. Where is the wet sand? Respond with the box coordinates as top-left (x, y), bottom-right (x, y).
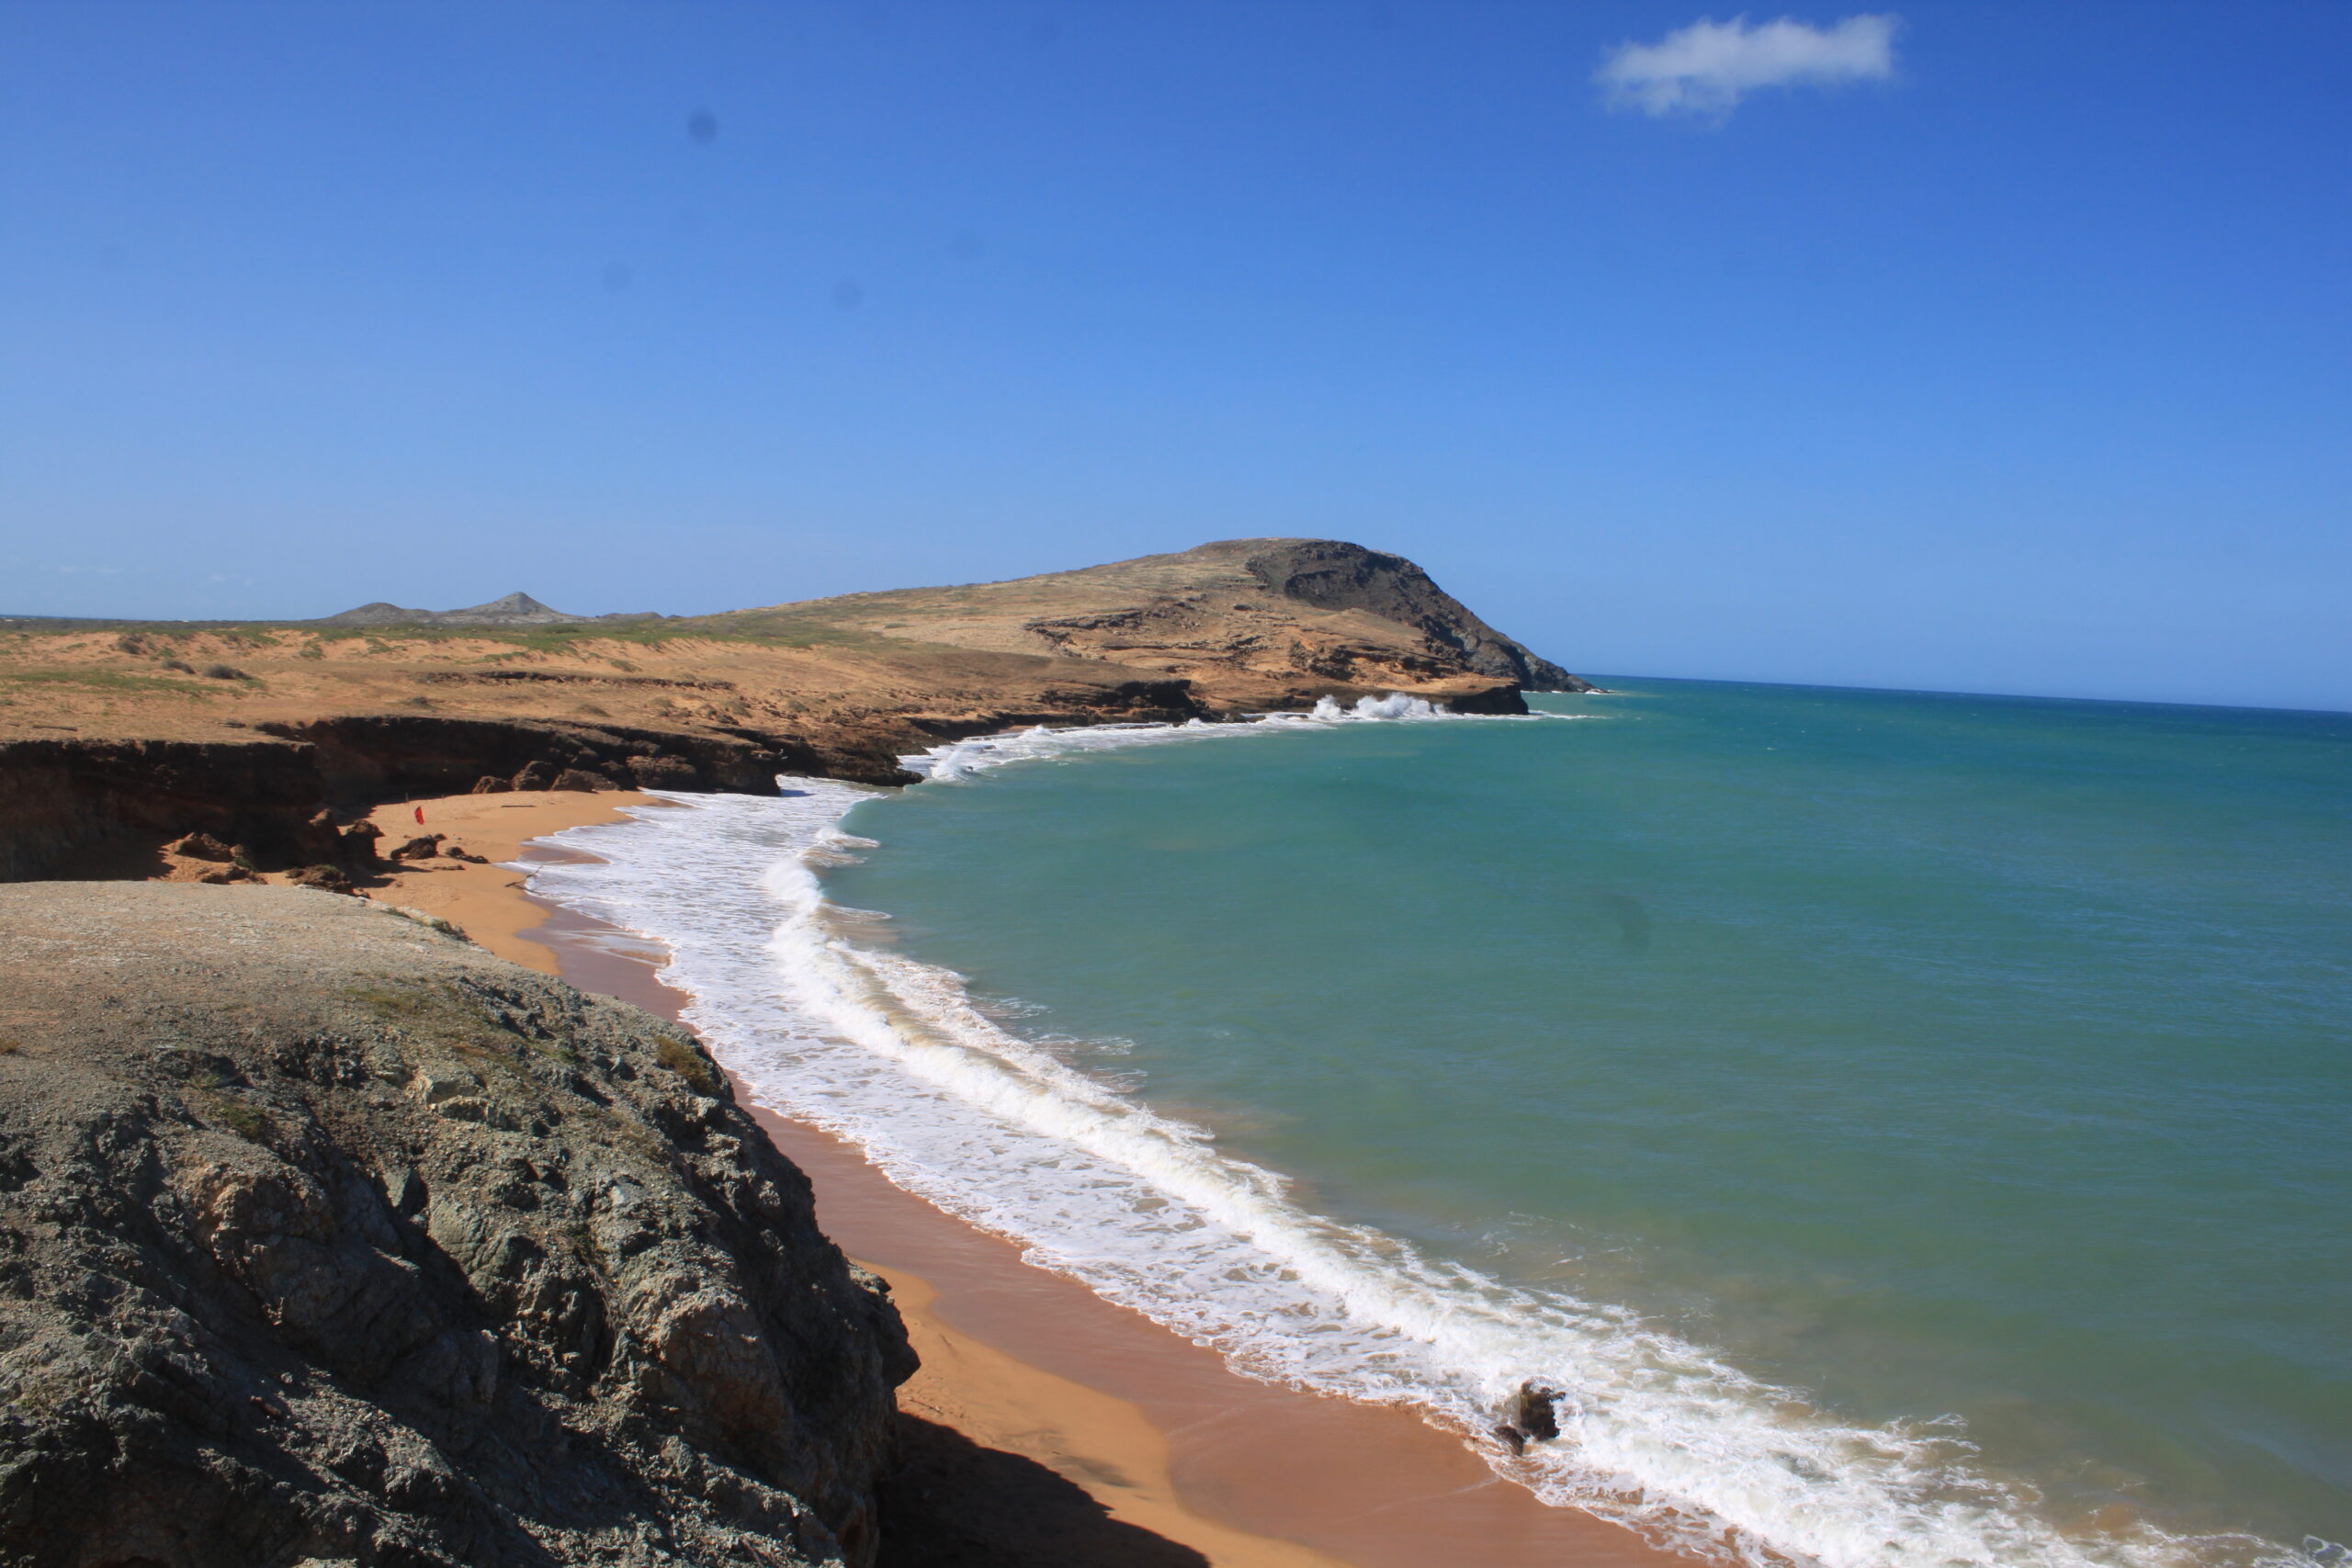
top-left (358, 791), bottom-right (1695, 1568)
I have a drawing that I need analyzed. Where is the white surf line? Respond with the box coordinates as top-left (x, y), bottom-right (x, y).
top-left (900, 692), bottom-right (1578, 783)
top-left (520, 706), bottom-right (2290, 1568)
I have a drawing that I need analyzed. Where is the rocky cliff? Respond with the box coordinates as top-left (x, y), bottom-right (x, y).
top-left (1238, 540), bottom-right (1581, 692)
top-left (0, 883), bottom-right (916, 1567)
top-left (742, 537), bottom-right (1588, 703)
top-left (0, 538), bottom-right (1585, 878)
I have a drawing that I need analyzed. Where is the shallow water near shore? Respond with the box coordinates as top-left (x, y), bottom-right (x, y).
top-left (531, 681), bottom-right (2351, 1568)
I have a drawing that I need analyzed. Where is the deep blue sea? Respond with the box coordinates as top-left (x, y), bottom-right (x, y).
top-left (536, 679), bottom-right (2351, 1568)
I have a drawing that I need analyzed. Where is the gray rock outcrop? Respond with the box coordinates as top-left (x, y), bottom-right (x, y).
top-left (0, 884), bottom-right (915, 1567)
top-left (1240, 539), bottom-right (1586, 692)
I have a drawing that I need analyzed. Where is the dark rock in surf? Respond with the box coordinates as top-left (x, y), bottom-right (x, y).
top-left (1440, 682), bottom-right (1531, 716)
top-left (1514, 1382), bottom-right (1563, 1443)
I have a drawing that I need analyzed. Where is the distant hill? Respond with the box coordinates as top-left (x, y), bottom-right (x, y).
top-left (316, 592), bottom-right (661, 628)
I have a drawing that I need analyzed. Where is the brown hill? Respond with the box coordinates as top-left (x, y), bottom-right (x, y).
top-left (0, 538), bottom-right (1584, 879)
top-left (720, 537), bottom-right (1584, 701)
top-left (320, 592), bottom-right (601, 627)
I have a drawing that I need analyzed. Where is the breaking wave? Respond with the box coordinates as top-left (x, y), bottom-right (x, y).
top-left (523, 706), bottom-right (2301, 1568)
top-left (901, 692), bottom-right (1550, 783)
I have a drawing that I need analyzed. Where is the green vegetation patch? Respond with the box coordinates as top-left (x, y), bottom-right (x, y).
top-left (300, 611), bottom-right (891, 656)
top-left (214, 1100), bottom-right (270, 1142)
top-left (348, 984), bottom-right (428, 1019)
top-left (0, 669), bottom-right (220, 697)
top-left (653, 1033), bottom-right (721, 1095)
top-left (577, 1100), bottom-right (670, 1164)
top-left (7, 604), bottom-right (910, 658)
top-left (6, 604), bottom-right (911, 663)
top-left (662, 610), bottom-right (885, 649)
top-left (0, 618), bottom-right (288, 637)
top-left (353, 979), bottom-right (594, 1086)
top-left (194, 1090), bottom-right (273, 1145)
top-left (305, 621), bottom-right (702, 655)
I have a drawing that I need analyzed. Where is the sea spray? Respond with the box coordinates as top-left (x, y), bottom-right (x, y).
top-left (525, 705), bottom-right (2310, 1568)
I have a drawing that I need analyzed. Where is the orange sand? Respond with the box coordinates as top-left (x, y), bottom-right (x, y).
top-left (349, 789), bottom-right (672, 969)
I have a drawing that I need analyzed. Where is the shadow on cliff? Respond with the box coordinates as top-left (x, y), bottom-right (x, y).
top-left (877, 1415), bottom-right (1209, 1568)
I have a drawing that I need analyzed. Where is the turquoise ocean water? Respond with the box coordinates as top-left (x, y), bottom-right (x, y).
top-left (536, 680), bottom-right (2350, 1567)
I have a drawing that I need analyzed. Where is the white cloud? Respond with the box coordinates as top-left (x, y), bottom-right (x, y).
top-left (1597, 13), bottom-right (1898, 119)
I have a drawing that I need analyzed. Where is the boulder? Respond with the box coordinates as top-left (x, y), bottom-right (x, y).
top-left (551, 768), bottom-right (616, 793)
top-left (1514, 1382), bottom-right (1563, 1442)
top-left (171, 832), bottom-right (236, 862)
top-left (629, 754), bottom-right (703, 790)
top-left (338, 818), bottom-right (385, 869)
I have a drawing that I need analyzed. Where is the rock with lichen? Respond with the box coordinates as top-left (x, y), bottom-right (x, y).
top-left (0, 883), bottom-right (914, 1568)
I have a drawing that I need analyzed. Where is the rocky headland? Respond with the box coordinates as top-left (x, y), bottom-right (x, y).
top-left (0, 881), bottom-right (917, 1567)
top-left (0, 538), bottom-right (1585, 881)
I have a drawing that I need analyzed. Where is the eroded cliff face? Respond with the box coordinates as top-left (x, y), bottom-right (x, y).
top-left (0, 736), bottom-right (327, 882)
top-left (0, 884), bottom-right (916, 1568)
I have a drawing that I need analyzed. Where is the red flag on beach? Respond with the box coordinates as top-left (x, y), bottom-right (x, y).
top-left (414, 806), bottom-right (424, 826)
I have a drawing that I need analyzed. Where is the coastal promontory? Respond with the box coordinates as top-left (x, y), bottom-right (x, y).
top-left (0, 537), bottom-right (1585, 881)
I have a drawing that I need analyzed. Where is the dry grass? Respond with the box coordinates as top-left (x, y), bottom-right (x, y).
top-left (653, 1034), bottom-right (721, 1095)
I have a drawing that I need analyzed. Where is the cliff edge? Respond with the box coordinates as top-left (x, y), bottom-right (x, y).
top-left (0, 883), bottom-right (916, 1567)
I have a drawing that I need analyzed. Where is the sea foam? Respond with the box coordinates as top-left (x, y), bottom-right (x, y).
top-left (524, 705), bottom-right (2297, 1568)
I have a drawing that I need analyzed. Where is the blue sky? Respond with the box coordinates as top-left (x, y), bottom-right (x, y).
top-left (2, 2), bottom-right (2346, 709)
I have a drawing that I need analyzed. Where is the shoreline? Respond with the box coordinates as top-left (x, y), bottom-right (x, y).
top-left (355, 789), bottom-right (1692, 1568)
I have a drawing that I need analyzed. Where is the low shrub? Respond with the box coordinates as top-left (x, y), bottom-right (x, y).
top-left (654, 1034), bottom-right (721, 1095)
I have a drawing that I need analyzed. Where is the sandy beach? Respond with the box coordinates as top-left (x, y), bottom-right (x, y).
top-left (345, 789), bottom-right (1691, 1568)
